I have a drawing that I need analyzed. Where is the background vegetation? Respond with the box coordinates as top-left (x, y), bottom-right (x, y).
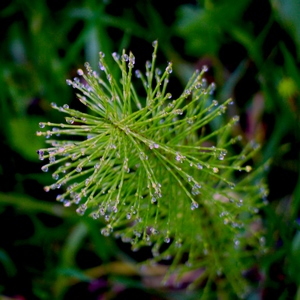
top-left (0, 0), bottom-right (299, 299)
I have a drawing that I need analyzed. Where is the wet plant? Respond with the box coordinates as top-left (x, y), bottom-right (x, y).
top-left (37, 41), bottom-right (268, 297)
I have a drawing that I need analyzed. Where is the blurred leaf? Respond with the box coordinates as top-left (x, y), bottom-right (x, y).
top-left (175, 0), bottom-right (250, 56)
top-left (296, 287), bottom-right (300, 300)
top-left (229, 26), bottom-right (261, 65)
top-left (289, 231), bottom-right (300, 284)
top-left (8, 117), bottom-right (45, 161)
top-left (53, 222), bottom-right (89, 298)
top-left (271, 0), bottom-right (300, 58)
top-left (281, 43), bottom-right (300, 83)
top-left (0, 249), bottom-right (16, 277)
top-left (58, 267), bottom-right (92, 282)
top-left (85, 25), bottom-right (101, 69)
top-left (61, 222), bottom-right (88, 268)
top-left (139, 2), bottom-right (170, 44)
top-left (175, 5), bottom-right (220, 55)
top-left (84, 218), bottom-right (115, 263)
top-left (0, 192), bottom-right (72, 217)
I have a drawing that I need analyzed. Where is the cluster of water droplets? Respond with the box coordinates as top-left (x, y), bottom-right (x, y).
top-left (35, 41), bottom-right (270, 294)
top-left (166, 62), bottom-right (172, 74)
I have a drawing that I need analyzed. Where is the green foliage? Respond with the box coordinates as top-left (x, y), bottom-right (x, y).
top-left (1, 0), bottom-right (300, 299)
top-left (271, 0), bottom-right (300, 58)
top-left (37, 42), bottom-right (268, 296)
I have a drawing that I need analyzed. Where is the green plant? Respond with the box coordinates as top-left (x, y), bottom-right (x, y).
top-left (37, 41), bottom-right (268, 297)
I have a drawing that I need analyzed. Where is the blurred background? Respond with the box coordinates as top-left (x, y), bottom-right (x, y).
top-left (0, 0), bottom-right (299, 299)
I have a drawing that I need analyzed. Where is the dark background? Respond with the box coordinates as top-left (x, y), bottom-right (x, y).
top-left (0, 0), bottom-right (299, 299)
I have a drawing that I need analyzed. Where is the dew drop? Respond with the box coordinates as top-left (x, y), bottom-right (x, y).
top-left (202, 65), bottom-right (208, 72)
top-left (134, 230), bottom-right (141, 238)
top-left (231, 116), bottom-right (239, 124)
top-left (56, 195), bottom-right (63, 201)
top-left (101, 228), bottom-right (110, 236)
top-left (187, 118), bottom-right (194, 125)
top-left (99, 207), bottom-right (105, 216)
top-left (150, 228), bottom-right (158, 235)
top-left (66, 117), bottom-right (74, 124)
top-left (63, 104), bottom-right (69, 109)
top-left (228, 182), bottom-right (235, 190)
top-left (92, 212), bottom-right (99, 219)
top-left (45, 130), bottom-right (51, 138)
top-left (236, 199), bottom-right (243, 207)
top-left (191, 201), bottom-right (199, 210)
top-left (122, 54), bottom-right (129, 62)
top-left (219, 211), bottom-right (226, 217)
top-left (174, 109), bottom-right (183, 115)
top-left (52, 173), bottom-right (59, 180)
top-left (151, 197), bottom-right (157, 204)
top-left (44, 186), bottom-right (50, 192)
top-left (253, 207), bottom-right (259, 214)
top-left (37, 150), bottom-right (44, 160)
top-left (191, 183), bottom-right (201, 195)
top-left (209, 82), bottom-right (216, 94)
top-left (245, 165), bottom-right (252, 172)
top-left (233, 237), bottom-right (240, 245)
top-left (197, 163), bottom-right (203, 170)
top-left (49, 156), bottom-right (55, 163)
top-left (175, 152), bottom-right (185, 163)
top-left (175, 240), bottom-right (182, 248)
top-left (146, 61), bottom-right (152, 69)
top-left (166, 63), bottom-right (172, 74)
top-left (259, 236), bottom-right (266, 246)
top-left (112, 52), bottom-right (120, 60)
top-left (135, 70), bottom-right (141, 78)
top-left (64, 200), bottom-right (71, 207)
top-left (183, 89), bottom-right (191, 97)
top-left (41, 166), bottom-right (48, 172)
top-left (98, 62), bottom-right (105, 71)
top-left (129, 55), bottom-right (135, 66)
top-left (213, 167), bottom-right (219, 173)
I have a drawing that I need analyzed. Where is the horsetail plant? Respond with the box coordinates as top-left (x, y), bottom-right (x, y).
top-left (37, 41), bottom-right (268, 297)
